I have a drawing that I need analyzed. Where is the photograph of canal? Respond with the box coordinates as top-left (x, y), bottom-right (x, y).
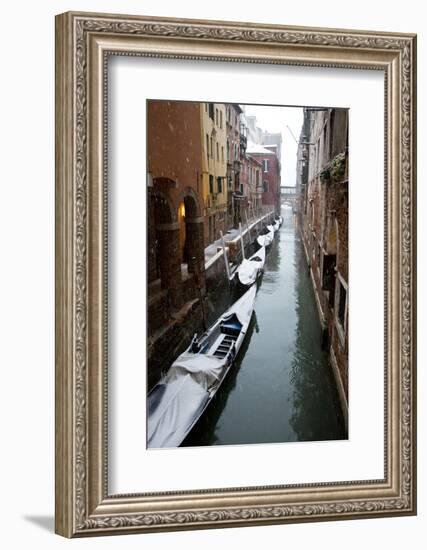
top-left (146, 101), bottom-right (349, 448)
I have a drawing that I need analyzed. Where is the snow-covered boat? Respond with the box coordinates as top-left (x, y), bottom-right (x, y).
top-left (257, 230), bottom-right (274, 247)
top-left (233, 246), bottom-right (266, 286)
top-left (268, 221), bottom-right (280, 233)
top-left (147, 285), bottom-right (257, 448)
top-left (273, 216), bottom-right (282, 229)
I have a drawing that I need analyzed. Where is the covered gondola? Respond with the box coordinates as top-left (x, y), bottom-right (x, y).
top-left (233, 245), bottom-right (266, 287)
top-left (147, 285), bottom-right (257, 448)
top-left (257, 230), bottom-right (274, 248)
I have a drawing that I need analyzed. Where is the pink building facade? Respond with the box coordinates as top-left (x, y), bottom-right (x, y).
top-left (246, 144), bottom-right (281, 214)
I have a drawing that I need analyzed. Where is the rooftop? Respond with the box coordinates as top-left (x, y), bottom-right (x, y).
top-left (246, 142), bottom-right (276, 155)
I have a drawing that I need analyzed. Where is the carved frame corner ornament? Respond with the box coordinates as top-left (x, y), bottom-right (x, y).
top-left (55, 11), bottom-right (417, 538)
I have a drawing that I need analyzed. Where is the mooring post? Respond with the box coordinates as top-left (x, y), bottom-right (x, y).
top-left (193, 257), bottom-right (207, 331)
top-left (252, 205), bottom-right (259, 236)
top-left (245, 210), bottom-right (252, 244)
top-left (220, 231), bottom-right (231, 282)
top-left (239, 222), bottom-right (245, 260)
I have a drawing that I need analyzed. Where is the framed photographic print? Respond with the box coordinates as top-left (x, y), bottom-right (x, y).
top-left (55, 11), bottom-right (417, 537)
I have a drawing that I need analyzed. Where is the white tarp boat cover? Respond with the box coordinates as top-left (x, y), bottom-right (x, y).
top-left (224, 283), bottom-right (256, 325)
top-left (168, 354), bottom-right (226, 391)
top-left (257, 231), bottom-right (274, 247)
top-left (237, 259), bottom-right (257, 286)
top-left (251, 245), bottom-right (266, 264)
top-left (147, 375), bottom-right (209, 448)
top-left (147, 285), bottom-right (257, 448)
top-left (236, 246), bottom-right (266, 286)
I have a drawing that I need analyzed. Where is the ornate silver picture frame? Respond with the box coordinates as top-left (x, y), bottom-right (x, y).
top-left (55, 11), bottom-right (417, 537)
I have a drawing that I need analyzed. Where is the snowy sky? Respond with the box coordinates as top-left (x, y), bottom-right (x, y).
top-left (243, 105), bottom-right (304, 188)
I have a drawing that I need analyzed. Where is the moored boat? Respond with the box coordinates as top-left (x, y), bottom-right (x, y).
top-left (147, 285), bottom-right (258, 448)
top-left (233, 245), bottom-right (266, 286)
top-left (257, 230), bottom-right (274, 247)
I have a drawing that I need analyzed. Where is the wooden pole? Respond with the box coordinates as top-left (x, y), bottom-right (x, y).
top-left (192, 257), bottom-right (207, 331)
top-left (220, 231), bottom-right (231, 281)
top-left (245, 210), bottom-right (252, 243)
top-left (239, 222), bottom-right (245, 260)
top-left (252, 204), bottom-right (259, 237)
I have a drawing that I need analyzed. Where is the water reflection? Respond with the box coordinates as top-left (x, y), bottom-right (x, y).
top-left (288, 234), bottom-right (346, 440)
top-left (185, 206), bottom-right (346, 447)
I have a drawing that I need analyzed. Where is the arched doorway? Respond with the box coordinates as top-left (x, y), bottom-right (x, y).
top-left (148, 191), bottom-right (174, 283)
top-left (148, 184), bottom-right (205, 310)
top-left (177, 189), bottom-right (205, 283)
top-left (148, 187), bottom-right (183, 309)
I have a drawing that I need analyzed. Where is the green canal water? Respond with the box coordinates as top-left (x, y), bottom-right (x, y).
top-left (182, 205), bottom-right (347, 447)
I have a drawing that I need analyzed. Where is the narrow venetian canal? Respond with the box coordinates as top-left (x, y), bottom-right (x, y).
top-left (183, 205), bottom-right (346, 447)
